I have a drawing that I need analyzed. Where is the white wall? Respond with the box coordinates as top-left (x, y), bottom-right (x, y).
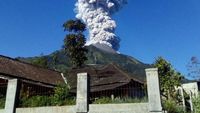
top-left (15, 103), bottom-right (148, 113)
top-left (182, 82), bottom-right (199, 97)
top-left (89, 103), bottom-right (148, 113)
top-left (0, 109), bottom-right (4, 113)
top-left (16, 106), bottom-right (75, 113)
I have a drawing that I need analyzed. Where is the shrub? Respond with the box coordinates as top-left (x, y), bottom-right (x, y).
top-left (92, 97), bottom-right (148, 104)
top-left (193, 93), bottom-right (200, 113)
top-left (20, 96), bottom-right (51, 107)
top-left (64, 97), bottom-right (76, 105)
top-left (93, 97), bottom-right (112, 104)
top-left (112, 97), bottom-right (148, 103)
top-left (51, 84), bottom-right (69, 106)
top-left (0, 98), bottom-right (5, 109)
top-left (19, 84), bottom-right (75, 107)
top-left (163, 99), bottom-right (185, 113)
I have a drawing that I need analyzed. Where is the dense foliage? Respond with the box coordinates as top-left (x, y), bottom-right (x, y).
top-left (154, 57), bottom-right (182, 100)
top-left (92, 97), bottom-right (148, 104)
top-left (50, 84), bottom-right (70, 106)
top-left (193, 93), bottom-right (200, 113)
top-left (30, 56), bottom-right (48, 68)
top-left (0, 97), bottom-right (5, 109)
top-left (63, 19), bottom-right (88, 68)
top-left (154, 57), bottom-right (185, 113)
top-left (19, 85), bottom-right (75, 107)
top-left (163, 99), bottom-right (185, 113)
top-left (17, 45), bottom-right (150, 80)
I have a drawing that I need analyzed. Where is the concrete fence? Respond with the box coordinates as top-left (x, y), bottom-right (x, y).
top-left (13, 103), bottom-right (148, 113)
top-left (0, 68), bottom-right (162, 113)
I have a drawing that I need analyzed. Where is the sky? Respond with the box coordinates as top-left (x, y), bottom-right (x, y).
top-left (0, 0), bottom-right (200, 78)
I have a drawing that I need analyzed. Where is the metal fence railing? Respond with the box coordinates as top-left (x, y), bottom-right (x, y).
top-left (0, 79), bottom-right (148, 107)
top-left (17, 82), bottom-right (76, 108)
top-left (90, 83), bottom-right (147, 104)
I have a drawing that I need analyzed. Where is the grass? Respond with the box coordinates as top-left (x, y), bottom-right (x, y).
top-left (92, 97), bottom-right (148, 104)
top-left (193, 93), bottom-right (200, 113)
top-left (0, 98), bottom-right (5, 109)
top-left (19, 96), bottom-right (76, 107)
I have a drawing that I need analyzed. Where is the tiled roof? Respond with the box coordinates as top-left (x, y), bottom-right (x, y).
top-left (67, 63), bottom-right (143, 92)
top-left (0, 55), bottom-right (64, 86)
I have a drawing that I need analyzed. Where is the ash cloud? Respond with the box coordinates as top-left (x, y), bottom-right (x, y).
top-left (75, 0), bottom-right (127, 51)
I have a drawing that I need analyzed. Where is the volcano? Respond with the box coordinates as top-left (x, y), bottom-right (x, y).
top-left (17, 45), bottom-right (151, 81)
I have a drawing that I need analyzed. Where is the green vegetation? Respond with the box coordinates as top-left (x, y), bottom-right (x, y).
top-left (154, 57), bottom-right (182, 100)
top-left (92, 97), bottom-right (148, 104)
top-left (193, 93), bottom-right (200, 113)
top-left (154, 57), bottom-right (184, 113)
top-left (31, 56), bottom-right (48, 68)
top-left (20, 96), bottom-right (51, 107)
top-left (19, 85), bottom-right (75, 107)
top-left (19, 96), bottom-right (76, 107)
top-left (63, 19), bottom-right (88, 68)
top-left (17, 45), bottom-right (150, 80)
top-left (50, 84), bottom-right (71, 106)
top-left (0, 97), bottom-right (5, 109)
top-left (163, 99), bottom-right (185, 113)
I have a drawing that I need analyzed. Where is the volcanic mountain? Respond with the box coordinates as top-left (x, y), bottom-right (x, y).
top-left (17, 45), bottom-right (151, 81)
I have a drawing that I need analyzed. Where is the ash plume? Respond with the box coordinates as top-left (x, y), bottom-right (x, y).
top-left (75, 0), bottom-right (127, 51)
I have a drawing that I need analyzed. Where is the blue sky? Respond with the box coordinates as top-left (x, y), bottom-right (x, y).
top-left (0, 0), bottom-right (200, 78)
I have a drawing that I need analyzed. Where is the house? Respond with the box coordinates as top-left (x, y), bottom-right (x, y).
top-left (0, 55), bottom-right (146, 100)
top-left (67, 63), bottom-right (146, 99)
top-left (0, 55), bottom-right (65, 97)
top-left (182, 81), bottom-right (200, 97)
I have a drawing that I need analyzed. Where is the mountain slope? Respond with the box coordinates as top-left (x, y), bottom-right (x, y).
top-left (17, 45), bottom-right (151, 81)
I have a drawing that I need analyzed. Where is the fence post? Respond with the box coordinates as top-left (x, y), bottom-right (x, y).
top-left (145, 68), bottom-right (162, 113)
top-left (5, 79), bottom-right (18, 113)
top-left (76, 73), bottom-right (88, 113)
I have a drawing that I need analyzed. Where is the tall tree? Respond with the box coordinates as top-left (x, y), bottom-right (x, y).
top-left (63, 19), bottom-right (88, 68)
top-left (153, 57), bottom-right (182, 100)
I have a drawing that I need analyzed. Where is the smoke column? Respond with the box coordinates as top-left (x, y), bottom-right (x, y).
top-left (75, 0), bottom-right (127, 51)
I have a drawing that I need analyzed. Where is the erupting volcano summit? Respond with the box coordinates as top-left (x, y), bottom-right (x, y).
top-left (75, 0), bottom-right (127, 51)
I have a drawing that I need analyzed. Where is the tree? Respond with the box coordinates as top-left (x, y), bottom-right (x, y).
top-left (63, 19), bottom-right (88, 68)
top-left (187, 56), bottom-right (200, 80)
top-left (31, 56), bottom-right (48, 68)
top-left (153, 57), bottom-right (182, 100)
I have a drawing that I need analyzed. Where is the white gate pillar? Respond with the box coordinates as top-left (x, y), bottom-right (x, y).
top-left (76, 73), bottom-right (88, 113)
top-left (145, 68), bottom-right (162, 113)
top-left (5, 79), bottom-right (18, 113)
